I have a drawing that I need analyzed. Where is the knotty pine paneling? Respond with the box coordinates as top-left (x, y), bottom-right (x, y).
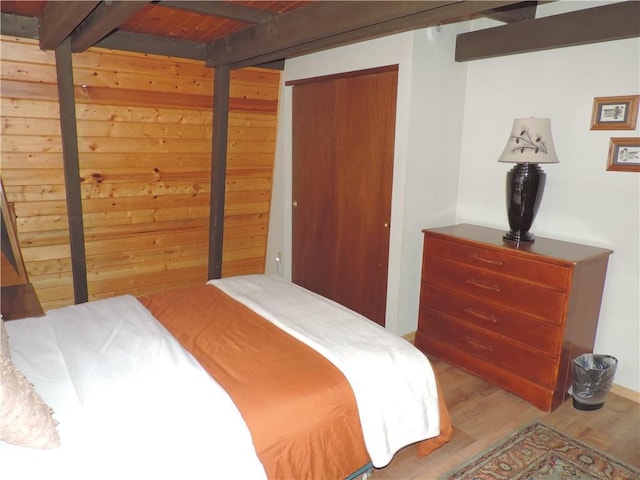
top-left (0, 35), bottom-right (279, 310)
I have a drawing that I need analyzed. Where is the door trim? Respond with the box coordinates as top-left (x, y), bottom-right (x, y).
top-left (285, 64), bottom-right (398, 87)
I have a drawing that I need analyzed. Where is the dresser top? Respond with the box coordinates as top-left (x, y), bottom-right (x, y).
top-left (423, 224), bottom-right (613, 264)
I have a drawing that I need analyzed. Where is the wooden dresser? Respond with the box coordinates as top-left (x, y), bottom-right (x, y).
top-left (415, 224), bottom-right (612, 412)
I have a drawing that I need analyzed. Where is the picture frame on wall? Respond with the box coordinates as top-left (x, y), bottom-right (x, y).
top-left (607, 137), bottom-right (640, 172)
top-left (591, 95), bottom-right (639, 130)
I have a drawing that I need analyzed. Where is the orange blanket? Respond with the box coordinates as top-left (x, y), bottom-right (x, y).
top-left (139, 285), bottom-right (451, 479)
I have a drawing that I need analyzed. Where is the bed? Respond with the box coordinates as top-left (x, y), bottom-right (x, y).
top-left (1, 274), bottom-right (452, 479)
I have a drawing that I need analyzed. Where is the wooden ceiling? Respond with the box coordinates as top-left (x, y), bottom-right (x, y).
top-left (0, 1), bottom-right (313, 44)
top-left (1, 1), bottom-right (638, 67)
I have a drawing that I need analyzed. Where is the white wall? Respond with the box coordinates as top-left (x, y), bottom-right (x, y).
top-left (458, 4), bottom-right (640, 393)
top-left (266, 2), bottom-right (640, 393)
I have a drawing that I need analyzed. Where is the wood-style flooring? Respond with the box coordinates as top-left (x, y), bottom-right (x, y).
top-left (374, 357), bottom-right (640, 479)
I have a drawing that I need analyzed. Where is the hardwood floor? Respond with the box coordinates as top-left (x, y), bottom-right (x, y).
top-left (374, 357), bottom-right (640, 479)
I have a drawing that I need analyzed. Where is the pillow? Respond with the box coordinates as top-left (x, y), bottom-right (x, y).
top-left (0, 318), bottom-right (61, 449)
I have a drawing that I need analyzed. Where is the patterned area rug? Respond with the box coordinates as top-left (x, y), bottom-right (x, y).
top-left (440, 421), bottom-right (639, 480)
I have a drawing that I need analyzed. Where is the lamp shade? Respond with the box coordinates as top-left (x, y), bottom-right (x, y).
top-left (498, 118), bottom-right (559, 164)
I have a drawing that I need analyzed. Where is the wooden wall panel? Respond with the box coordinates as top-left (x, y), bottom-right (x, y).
top-left (0, 35), bottom-right (280, 311)
top-left (0, 37), bottom-right (71, 310)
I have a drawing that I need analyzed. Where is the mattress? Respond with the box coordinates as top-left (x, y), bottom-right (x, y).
top-left (2, 274), bottom-right (449, 479)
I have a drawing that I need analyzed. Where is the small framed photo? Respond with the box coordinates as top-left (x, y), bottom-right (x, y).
top-left (591, 95), bottom-right (639, 130)
top-left (607, 137), bottom-right (640, 172)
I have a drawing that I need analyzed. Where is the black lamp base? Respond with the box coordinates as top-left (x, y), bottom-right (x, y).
top-left (503, 230), bottom-right (535, 243)
top-left (503, 163), bottom-right (546, 244)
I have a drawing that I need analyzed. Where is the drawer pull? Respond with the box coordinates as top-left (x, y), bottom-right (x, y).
top-left (465, 278), bottom-right (501, 293)
top-left (465, 336), bottom-right (494, 352)
top-left (463, 307), bottom-right (498, 324)
top-left (468, 253), bottom-right (504, 266)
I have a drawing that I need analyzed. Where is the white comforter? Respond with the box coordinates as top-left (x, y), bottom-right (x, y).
top-left (3, 295), bottom-right (267, 480)
top-left (209, 274), bottom-right (440, 467)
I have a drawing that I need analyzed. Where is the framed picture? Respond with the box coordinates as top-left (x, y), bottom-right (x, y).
top-left (607, 137), bottom-right (640, 172)
top-left (591, 95), bottom-right (639, 130)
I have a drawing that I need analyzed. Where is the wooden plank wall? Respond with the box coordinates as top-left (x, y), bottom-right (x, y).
top-left (0, 35), bottom-right (279, 311)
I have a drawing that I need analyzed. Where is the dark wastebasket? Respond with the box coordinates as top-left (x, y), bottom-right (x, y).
top-left (571, 353), bottom-right (618, 411)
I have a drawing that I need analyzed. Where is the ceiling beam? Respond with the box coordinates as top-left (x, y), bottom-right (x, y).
top-left (207, 1), bottom-right (453, 66)
top-left (159, 0), bottom-right (277, 23)
top-left (71, 1), bottom-right (149, 52)
top-left (0, 13), bottom-right (39, 39)
top-left (481, 1), bottom-right (538, 23)
top-left (96, 30), bottom-right (208, 61)
top-left (207, 1), bottom-right (521, 68)
top-left (96, 31), bottom-right (284, 68)
top-left (456, 1), bottom-right (640, 62)
top-left (38, 0), bottom-right (100, 50)
top-left (256, 60), bottom-right (286, 71)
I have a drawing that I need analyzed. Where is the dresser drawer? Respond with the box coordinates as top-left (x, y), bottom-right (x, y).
top-left (423, 255), bottom-right (567, 324)
top-left (415, 332), bottom-right (556, 412)
top-left (420, 284), bottom-right (562, 358)
top-left (420, 310), bottom-right (557, 387)
top-left (425, 236), bottom-right (570, 291)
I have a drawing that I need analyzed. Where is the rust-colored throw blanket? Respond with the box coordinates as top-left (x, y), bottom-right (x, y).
top-left (139, 285), bottom-right (451, 479)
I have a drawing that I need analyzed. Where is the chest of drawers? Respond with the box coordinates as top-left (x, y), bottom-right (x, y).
top-left (415, 224), bottom-right (612, 412)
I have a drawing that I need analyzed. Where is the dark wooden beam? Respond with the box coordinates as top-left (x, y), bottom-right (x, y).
top-left (0, 13), bottom-right (39, 39)
top-left (39, 0), bottom-right (100, 50)
top-left (456, 1), bottom-right (640, 62)
top-left (96, 30), bottom-right (208, 61)
top-left (481, 1), bottom-right (538, 23)
top-left (207, 1), bottom-right (450, 66)
top-left (97, 31), bottom-right (283, 68)
top-left (160, 0), bottom-right (276, 23)
top-left (257, 59), bottom-right (286, 71)
top-left (208, 66), bottom-right (230, 280)
top-left (208, 1), bottom-right (519, 68)
top-left (54, 39), bottom-right (88, 305)
top-left (71, 1), bottom-right (149, 52)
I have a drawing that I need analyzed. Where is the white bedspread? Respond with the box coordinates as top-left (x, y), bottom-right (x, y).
top-left (3, 296), bottom-right (267, 480)
top-left (209, 274), bottom-right (440, 467)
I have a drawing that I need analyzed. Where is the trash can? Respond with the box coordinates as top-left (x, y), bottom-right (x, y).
top-left (571, 353), bottom-right (618, 411)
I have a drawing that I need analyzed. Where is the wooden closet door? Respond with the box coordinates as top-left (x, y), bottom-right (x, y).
top-left (291, 66), bottom-right (397, 326)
